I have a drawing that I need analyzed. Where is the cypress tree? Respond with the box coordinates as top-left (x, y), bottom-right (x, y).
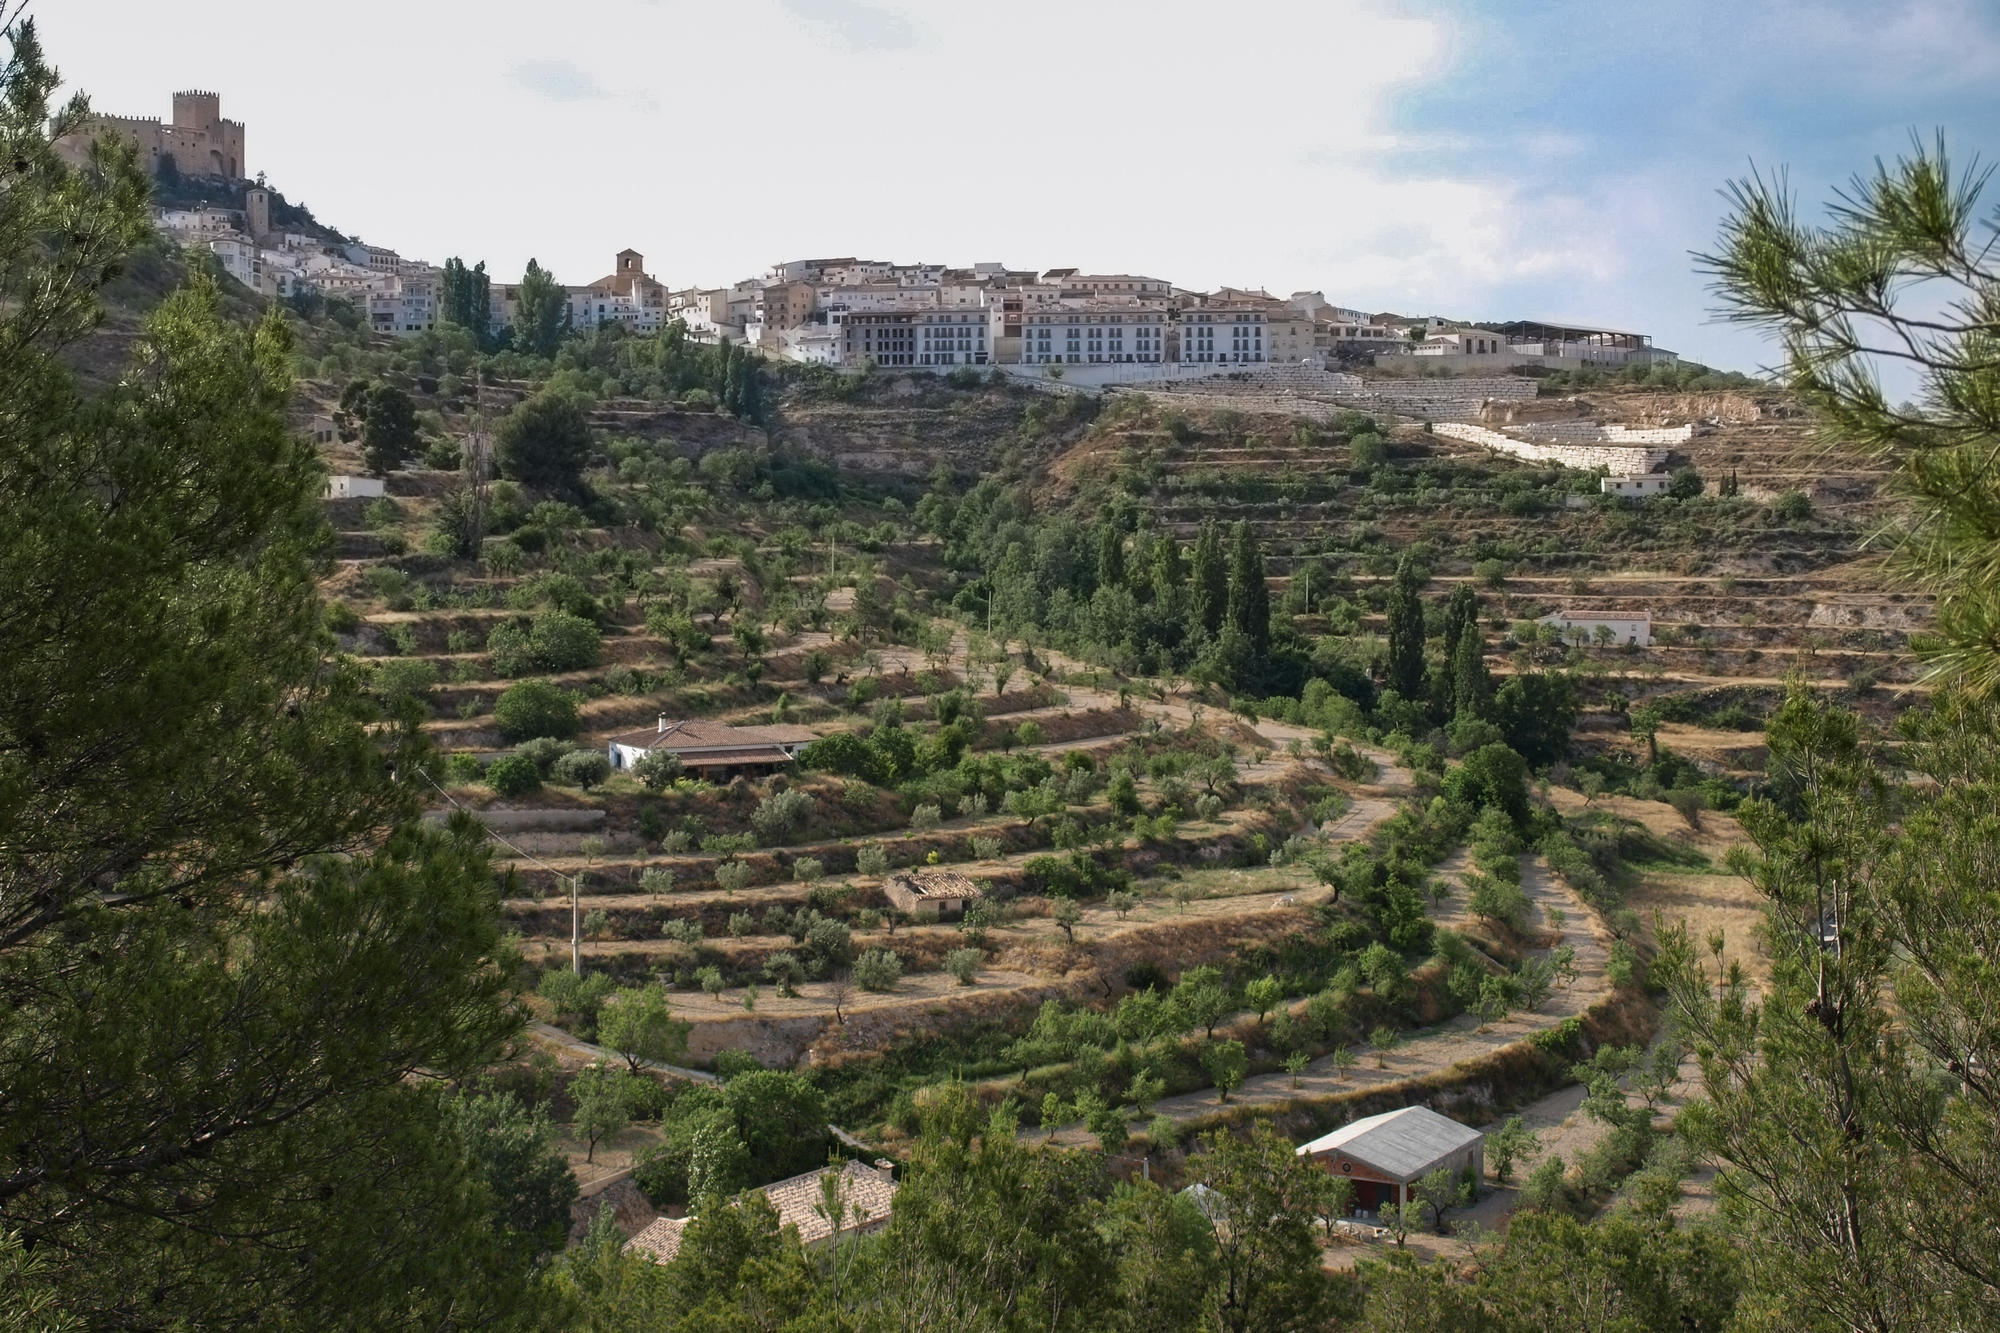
top-left (1441, 584), bottom-right (1479, 663)
top-left (1151, 533), bottom-right (1185, 618)
top-left (1452, 621), bottom-right (1491, 720)
top-left (1225, 519), bottom-right (1270, 656)
top-left (1096, 522), bottom-right (1126, 593)
top-left (1190, 520), bottom-right (1227, 641)
top-left (1385, 557), bottom-right (1427, 701)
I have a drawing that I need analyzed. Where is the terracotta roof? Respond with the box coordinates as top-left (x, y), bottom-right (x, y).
top-left (625, 1215), bottom-right (689, 1264)
top-left (884, 870), bottom-right (983, 902)
top-left (607, 718), bottom-right (816, 753)
top-left (622, 1162), bottom-right (897, 1267)
top-left (762, 1160), bottom-right (898, 1245)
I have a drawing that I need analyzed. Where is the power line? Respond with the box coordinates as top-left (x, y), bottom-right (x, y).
top-left (417, 765), bottom-right (583, 974)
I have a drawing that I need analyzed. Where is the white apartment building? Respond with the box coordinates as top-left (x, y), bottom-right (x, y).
top-left (1053, 273), bottom-right (1173, 299)
top-left (365, 272), bottom-right (436, 337)
top-left (1021, 305), bottom-right (1167, 365)
top-left (207, 235), bottom-right (260, 288)
top-left (1177, 306), bottom-right (1267, 364)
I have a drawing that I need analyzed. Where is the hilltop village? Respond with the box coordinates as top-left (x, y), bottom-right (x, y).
top-left (30, 71), bottom-right (1953, 1329)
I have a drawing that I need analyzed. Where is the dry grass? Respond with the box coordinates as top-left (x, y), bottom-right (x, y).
top-left (1547, 787), bottom-right (1768, 988)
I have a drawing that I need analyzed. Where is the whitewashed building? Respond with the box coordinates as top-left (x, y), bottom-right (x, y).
top-left (1178, 306), bottom-right (1267, 364)
top-left (1601, 474), bottom-right (1673, 499)
top-left (326, 475), bottom-right (386, 499)
top-left (1539, 610), bottom-right (1653, 647)
top-left (1020, 305), bottom-right (1167, 365)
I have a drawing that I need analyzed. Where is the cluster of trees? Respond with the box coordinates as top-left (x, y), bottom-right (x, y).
top-left (923, 470), bottom-right (1297, 693)
top-left (335, 375), bottom-right (419, 476)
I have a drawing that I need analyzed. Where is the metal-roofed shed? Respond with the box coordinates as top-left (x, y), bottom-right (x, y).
top-left (1295, 1106), bottom-right (1484, 1214)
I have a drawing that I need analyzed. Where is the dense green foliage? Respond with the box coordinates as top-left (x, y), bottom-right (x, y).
top-left (0, 24), bottom-right (552, 1323)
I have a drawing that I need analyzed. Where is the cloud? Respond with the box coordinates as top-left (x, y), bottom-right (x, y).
top-left (509, 59), bottom-right (605, 103)
top-left (777, 0), bottom-right (919, 51)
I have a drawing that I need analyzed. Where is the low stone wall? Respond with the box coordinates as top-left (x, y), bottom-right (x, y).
top-left (1431, 422), bottom-right (1667, 475)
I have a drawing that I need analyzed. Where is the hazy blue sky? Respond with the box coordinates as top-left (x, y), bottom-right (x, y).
top-left (39, 0), bottom-right (2000, 373)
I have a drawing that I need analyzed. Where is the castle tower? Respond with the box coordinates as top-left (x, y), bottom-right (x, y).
top-left (244, 186), bottom-right (270, 241)
top-left (172, 90), bottom-right (221, 136)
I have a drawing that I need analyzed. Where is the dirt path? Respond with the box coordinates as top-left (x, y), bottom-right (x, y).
top-left (1040, 856), bottom-right (1613, 1144)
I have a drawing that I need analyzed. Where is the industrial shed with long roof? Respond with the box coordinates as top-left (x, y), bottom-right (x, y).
top-left (1295, 1106), bottom-right (1484, 1214)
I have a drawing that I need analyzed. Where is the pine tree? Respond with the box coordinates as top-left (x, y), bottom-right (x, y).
top-left (1703, 135), bottom-right (2000, 692)
top-left (1189, 520), bottom-right (1227, 642)
top-left (0, 22), bottom-right (550, 1320)
top-left (1385, 557), bottom-right (1427, 701)
top-left (1225, 519), bottom-right (1270, 656)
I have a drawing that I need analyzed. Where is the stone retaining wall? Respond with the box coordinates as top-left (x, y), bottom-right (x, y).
top-left (1431, 422), bottom-right (1667, 475)
top-left (1514, 421), bottom-right (1695, 446)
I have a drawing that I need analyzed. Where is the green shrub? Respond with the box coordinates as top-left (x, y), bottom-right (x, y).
top-left (944, 947), bottom-right (981, 985)
top-left (714, 861), bottom-right (754, 894)
top-left (485, 753), bottom-right (542, 796)
top-left (488, 610), bottom-right (601, 676)
top-left (853, 948), bottom-right (902, 992)
top-left (552, 749), bottom-right (611, 790)
top-left (855, 844), bottom-right (889, 876)
top-left (494, 679), bottom-right (579, 741)
top-left (750, 788), bottom-right (815, 845)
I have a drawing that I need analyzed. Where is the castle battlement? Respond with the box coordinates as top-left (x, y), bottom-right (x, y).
top-left (57, 88), bottom-right (245, 180)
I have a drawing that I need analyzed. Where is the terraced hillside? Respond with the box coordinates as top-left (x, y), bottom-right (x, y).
top-left (1055, 375), bottom-right (1922, 704)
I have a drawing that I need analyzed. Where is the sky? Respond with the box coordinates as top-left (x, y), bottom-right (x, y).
top-left (37, 0), bottom-right (2000, 374)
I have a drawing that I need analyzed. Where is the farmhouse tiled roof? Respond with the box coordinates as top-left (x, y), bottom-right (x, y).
top-left (625, 1215), bottom-right (689, 1264)
top-left (607, 718), bottom-right (816, 753)
top-left (622, 1161), bottom-right (897, 1267)
top-left (760, 1160), bottom-right (898, 1245)
top-left (883, 869), bottom-right (984, 901)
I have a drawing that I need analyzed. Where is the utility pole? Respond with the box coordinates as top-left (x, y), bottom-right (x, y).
top-left (571, 874), bottom-right (581, 973)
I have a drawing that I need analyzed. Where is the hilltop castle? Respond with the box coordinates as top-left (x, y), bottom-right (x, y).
top-left (57, 89), bottom-right (245, 181)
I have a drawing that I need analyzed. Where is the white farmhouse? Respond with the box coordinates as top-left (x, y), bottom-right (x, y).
top-left (607, 717), bottom-right (814, 777)
top-left (1539, 610), bottom-right (1652, 647)
top-left (325, 475), bottom-right (386, 499)
top-left (1601, 474), bottom-right (1672, 499)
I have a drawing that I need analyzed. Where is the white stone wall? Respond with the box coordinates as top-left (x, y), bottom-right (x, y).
top-left (1432, 422), bottom-right (1667, 475)
top-left (1518, 421), bottom-right (1695, 446)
